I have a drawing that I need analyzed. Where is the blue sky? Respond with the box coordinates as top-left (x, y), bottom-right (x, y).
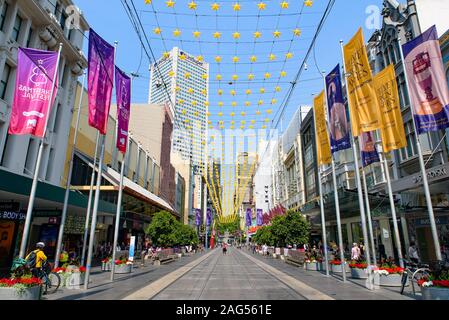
top-left (75, 0), bottom-right (384, 132)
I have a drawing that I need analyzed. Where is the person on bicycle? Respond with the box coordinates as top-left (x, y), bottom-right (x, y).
top-left (26, 242), bottom-right (47, 277)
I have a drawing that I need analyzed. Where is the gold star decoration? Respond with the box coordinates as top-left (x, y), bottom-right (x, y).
top-left (205, 101), bottom-right (210, 106)
top-left (275, 86), bottom-right (281, 92)
top-left (250, 55), bottom-right (257, 63)
top-left (192, 101), bottom-right (197, 106)
top-left (216, 74), bottom-right (222, 80)
top-left (213, 31), bottom-right (222, 39)
top-left (258, 100), bottom-right (264, 106)
top-left (259, 88), bottom-right (266, 94)
top-left (193, 30), bottom-right (201, 38)
top-left (273, 30), bottom-right (281, 38)
top-left (231, 101), bottom-right (237, 107)
top-left (181, 108), bottom-right (187, 114)
top-left (188, 1), bottom-right (197, 10)
top-left (233, 32), bottom-right (241, 39)
top-left (232, 74), bottom-right (239, 81)
top-left (280, 71), bottom-right (287, 77)
top-left (145, 0), bottom-right (152, 4)
top-left (218, 101), bottom-right (224, 107)
top-left (269, 53), bottom-right (276, 61)
top-left (257, 2), bottom-right (266, 10)
top-left (280, 1), bottom-right (289, 9)
top-left (230, 89), bottom-right (236, 96)
top-left (218, 112), bottom-right (223, 117)
top-left (188, 88), bottom-right (194, 94)
top-left (286, 52), bottom-right (293, 59)
top-left (196, 55), bottom-right (204, 62)
top-left (211, 2), bottom-right (220, 11)
top-left (245, 89), bottom-right (252, 95)
top-left (241, 111), bottom-right (246, 116)
top-left (179, 54), bottom-right (186, 60)
top-left (264, 72), bottom-right (271, 79)
top-left (293, 28), bottom-right (302, 37)
top-left (184, 72), bottom-right (191, 79)
top-left (175, 86), bottom-right (180, 92)
top-left (230, 112), bottom-right (235, 117)
top-left (232, 56), bottom-right (240, 63)
top-left (163, 51), bottom-right (170, 58)
top-left (271, 99), bottom-right (277, 104)
top-left (169, 70), bottom-right (175, 77)
top-left (248, 73), bottom-right (255, 80)
top-left (215, 56), bottom-right (222, 63)
top-left (245, 101), bottom-right (251, 106)
top-left (173, 29), bottom-right (181, 37)
top-left (256, 110), bottom-right (261, 115)
top-left (233, 2), bottom-right (241, 11)
top-left (153, 27), bottom-right (162, 35)
top-left (202, 74), bottom-right (208, 80)
top-left (217, 89), bottom-right (223, 95)
top-left (266, 109), bottom-right (272, 114)
top-left (304, 0), bottom-right (313, 7)
top-left (166, 0), bottom-right (175, 8)
top-left (254, 31), bottom-right (262, 39)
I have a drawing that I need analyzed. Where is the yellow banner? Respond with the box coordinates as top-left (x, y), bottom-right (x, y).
top-left (314, 91), bottom-right (332, 165)
top-left (373, 64), bottom-right (407, 153)
top-left (343, 28), bottom-right (381, 136)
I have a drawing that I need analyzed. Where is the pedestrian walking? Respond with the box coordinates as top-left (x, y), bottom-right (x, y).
top-left (222, 242), bottom-right (227, 255)
top-left (351, 243), bottom-right (361, 261)
top-left (408, 241), bottom-right (420, 263)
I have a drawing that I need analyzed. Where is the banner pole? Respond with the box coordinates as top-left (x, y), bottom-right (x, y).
top-left (361, 167), bottom-right (377, 265)
top-left (81, 131), bottom-right (99, 266)
top-left (321, 72), bottom-right (345, 280)
top-left (340, 40), bottom-right (373, 289)
top-left (19, 43), bottom-right (63, 259)
top-left (54, 71), bottom-right (87, 268)
top-left (397, 37), bottom-right (442, 261)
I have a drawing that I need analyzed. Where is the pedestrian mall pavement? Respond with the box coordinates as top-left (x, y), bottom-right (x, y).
top-left (46, 248), bottom-right (417, 300)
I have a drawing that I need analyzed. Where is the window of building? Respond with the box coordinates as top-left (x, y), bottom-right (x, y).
top-left (11, 15), bottom-right (22, 42)
top-left (45, 148), bottom-right (55, 181)
top-left (400, 121), bottom-right (417, 161)
top-left (0, 2), bottom-right (8, 31)
top-left (26, 27), bottom-right (33, 48)
top-left (60, 9), bottom-right (67, 31)
top-left (24, 138), bottom-right (36, 175)
top-left (0, 63), bottom-right (11, 100)
top-left (0, 132), bottom-right (9, 166)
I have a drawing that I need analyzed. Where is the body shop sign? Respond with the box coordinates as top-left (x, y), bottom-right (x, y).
top-left (1, 211), bottom-right (26, 221)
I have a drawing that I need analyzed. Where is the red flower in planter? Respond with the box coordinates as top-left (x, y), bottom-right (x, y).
top-left (52, 267), bottom-right (66, 273)
top-left (0, 277), bottom-right (42, 287)
top-left (349, 263), bottom-right (368, 269)
top-left (330, 260), bottom-right (342, 265)
top-left (114, 260), bottom-right (123, 265)
top-left (379, 267), bottom-right (404, 274)
top-left (79, 266), bottom-right (86, 273)
top-left (433, 280), bottom-right (449, 288)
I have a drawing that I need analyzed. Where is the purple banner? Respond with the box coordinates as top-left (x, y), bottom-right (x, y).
top-left (402, 25), bottom-right (449, 133)
top-left (115, 67), bottom-right (131, 154)
top-left (360, 131), bottom-right (380, 167)
top-left (246, 208), bottom-right (252, 227)
top-left (88, 29), bottom-right (115, 135)
top-left (256, 209), bottom-right (263, 226)
top-left (206, 208), bottom-right (212, 226)
top-left (325, 64), bottom-right (351, 153)
top-left (8, 48), bottom-right (59, 137)
top-left (195, 209), bottom-right (202, 226)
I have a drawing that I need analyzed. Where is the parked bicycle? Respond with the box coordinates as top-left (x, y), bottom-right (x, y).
top-left (400, 259), bottom-right (431, 295)
top-left (38, 261), bottom-right (61, 295)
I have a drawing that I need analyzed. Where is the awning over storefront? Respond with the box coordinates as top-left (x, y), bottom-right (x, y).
top-left (0, 168), bottom-right (116, 216)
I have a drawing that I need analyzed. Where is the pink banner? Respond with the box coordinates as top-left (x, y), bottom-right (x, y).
top-left (8, 48), bottom-right (59, 137)
top-left (115, 67), bottom-right (131, 154)
top-left (88, 29), bottom-right (115, 135)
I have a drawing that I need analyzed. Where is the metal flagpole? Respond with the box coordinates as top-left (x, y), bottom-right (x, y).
top-left (378, 143), bottom-right (404, 268)
top-left (339, 41), bottom-right (373, 289)
top-left (111, 134), bottom-right (129, 281)
top-left (311, 95), bottom-right (330, 277)
top-left (81, 131), bottom-right (99, 266)
top-left (361, 168), bottom-right (377, 265)
top-left (397, 37), bottom-right (442, 261)
top-left (321, 72), bottom-right (344, 280)
top-left (54, 71), bottom-right (87, 268)
top-left (84, 40), bottom-right (118, 289)
top-left (19, 43), bottom-right (63, 259)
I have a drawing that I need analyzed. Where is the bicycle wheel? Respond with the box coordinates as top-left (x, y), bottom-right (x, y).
top-left (400, 271), bottom-right (409, 295)
top-left (45, 272), bottom-right (61, 294)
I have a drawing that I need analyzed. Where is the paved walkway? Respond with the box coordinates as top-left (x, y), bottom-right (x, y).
top-left (46, 252), bottom-right (207, 300)
top-left (46, 247), bottom-right (419, 300)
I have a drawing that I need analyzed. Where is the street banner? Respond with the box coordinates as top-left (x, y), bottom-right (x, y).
top-left (360, 131), bottom-right (380, 167)
top-left (373, 64), bottom-right (407, 153)
top-left (246, 208), bottom-right (252, 227)
top-left (206, 208), bottom-right (212, 226)
top-left (88, 29), bottom-right (115, 135)
top-left (314, 91), bottom-right (332, 165)
top-left (402, 25), bottom-right (449, 133)
top-left (115, 67), bottom-right (131, 154)
top-left (195, 208), bottom-right (202, 226)
top-left (343, 28), bottom-right (381, 136)
top-left (8, 48), bottom-right (59, 137)
top-left (325, 64), bottom-right (351, 153)
top-left (256, 209), bottom-right (263, 226)
top-left (128, 236), bottom-right (135, 261)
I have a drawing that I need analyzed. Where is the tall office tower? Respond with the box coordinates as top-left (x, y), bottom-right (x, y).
top-left (236, 152), bottom-right (257, 229)
top-left (149, 47), bottom-right (209, 171)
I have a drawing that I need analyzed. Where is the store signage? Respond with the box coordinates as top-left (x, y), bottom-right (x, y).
top-left (1, 211), bottom-right (26, 221)
top-left (415, 216), bottom-right (448, 227)
top-left (0, 202), bottom-right (20, 212)
top-left (128, 236), bottom-right (136, 261)
top-left (413, 167), bottom-right (448, 184)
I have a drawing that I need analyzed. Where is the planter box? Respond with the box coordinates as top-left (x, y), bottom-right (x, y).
top-left (305, 262), bottom-right (323, 271)
top-left (350, 268), bottom-right (368, 279)
top-left (114, 264), bottom-right (132, 274)
top-left (330, 263), bottom-right (349, 273)
top-left (421, 286), bottom-right (449, 300)
top-left (64, 273), bottom-right (85, 288)
top-left (374, 273), bottom-right (407, 287)
top-left (101, 262), bottom-right (112, 271)
top-left (0, 285), bottom-right (41, 300)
